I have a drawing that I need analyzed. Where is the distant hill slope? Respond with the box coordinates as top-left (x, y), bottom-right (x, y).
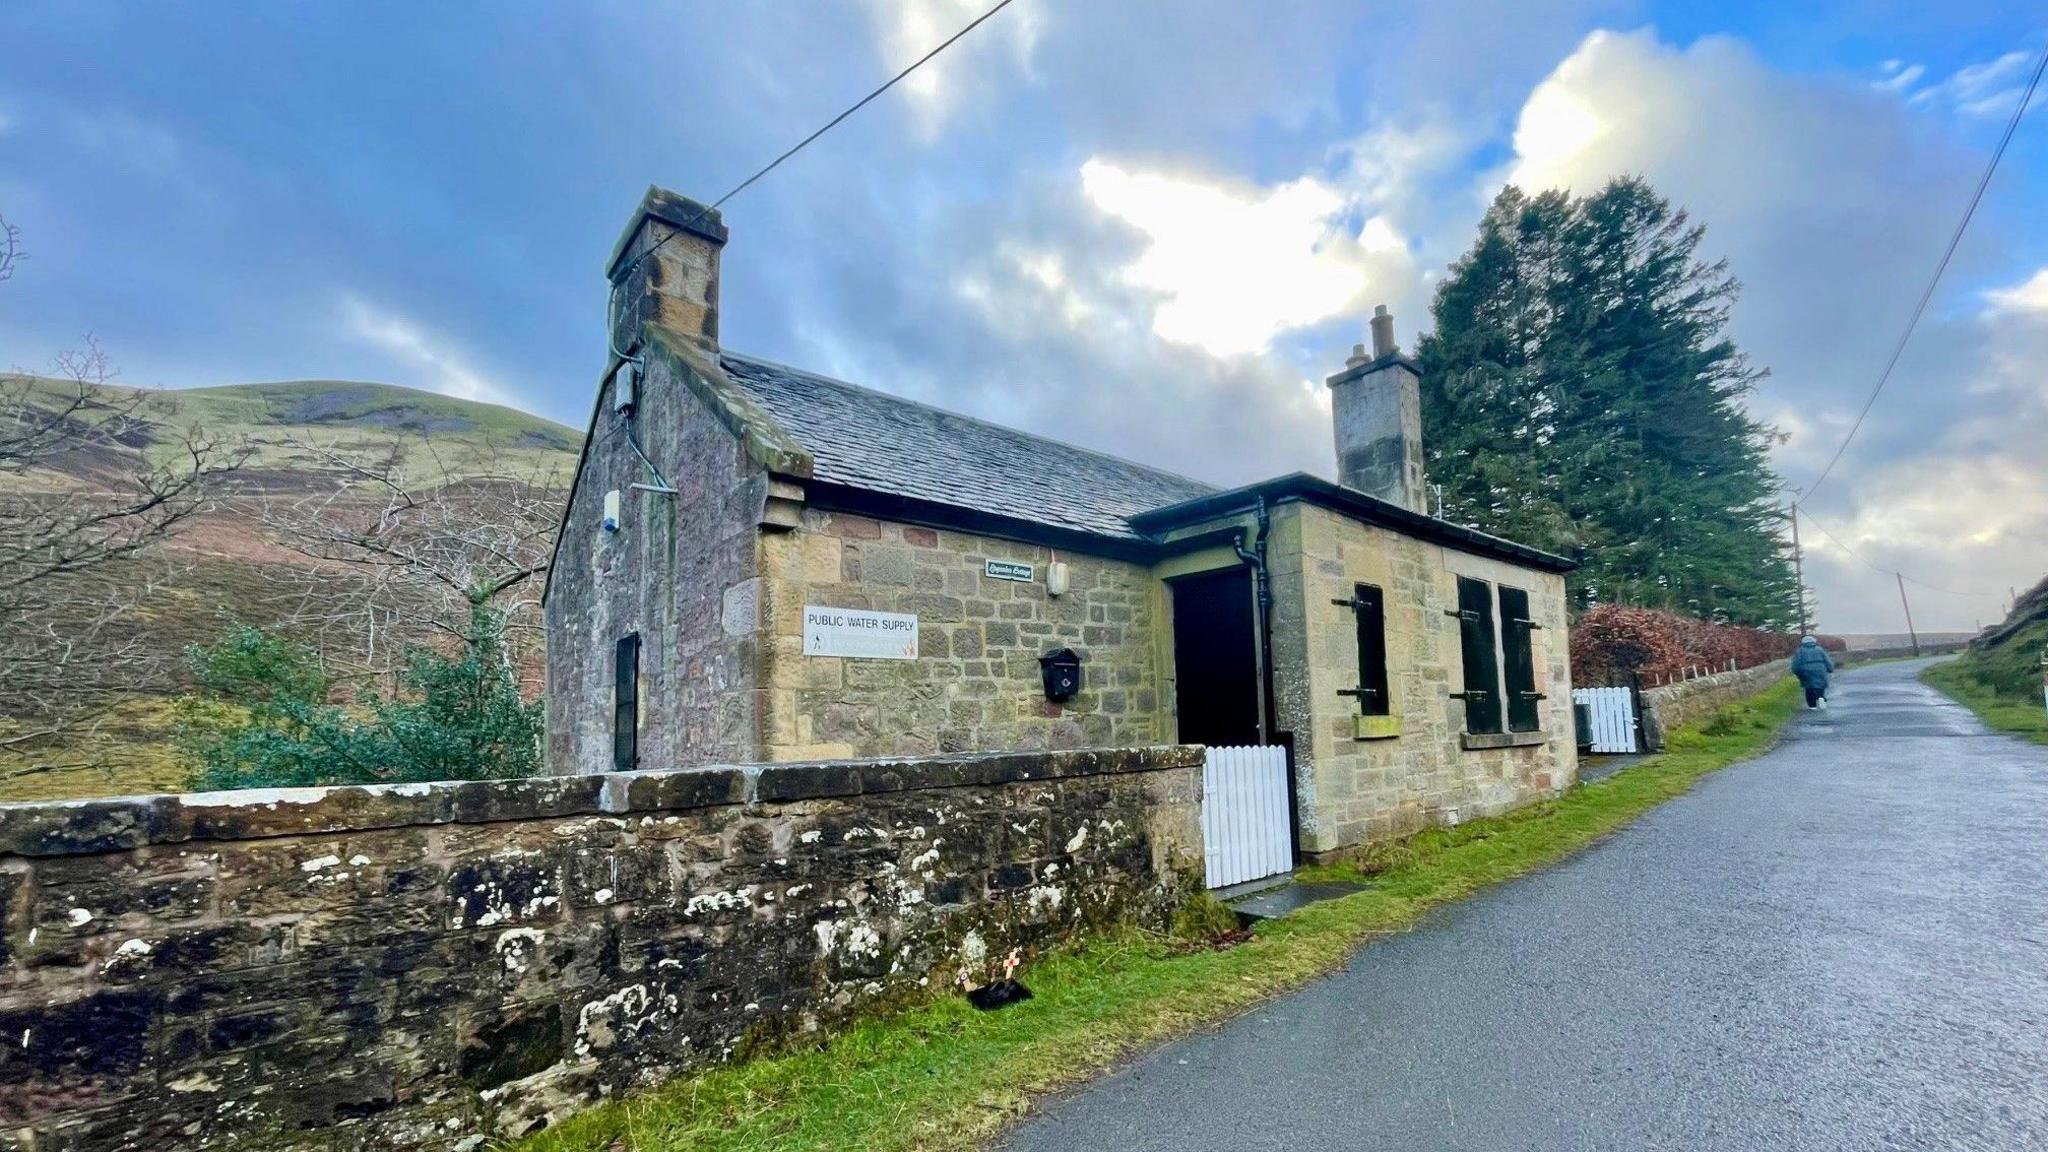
top-left (4, 374), bottom-right (581, 492)
top-left (0, 376), bottom-right (580, 802)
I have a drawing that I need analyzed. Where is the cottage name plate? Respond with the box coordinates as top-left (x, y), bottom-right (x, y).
top-left (802, 606), bottom-right (919, 660)
top-left (983, 559), bottom-right (1035, 582)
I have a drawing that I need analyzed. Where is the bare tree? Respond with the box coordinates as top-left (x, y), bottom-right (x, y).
top-left (254, 434), bottom-right (565, 693)
top-left (0, 341), bottom-right (247, 750)
top-left (0, 213), bottom-right (21, 283)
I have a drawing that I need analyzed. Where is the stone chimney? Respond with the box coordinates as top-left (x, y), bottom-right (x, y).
top-left (607, 186), bottom-right (727, 353)
top-left (1327, 304), bottom-right (1427, 514)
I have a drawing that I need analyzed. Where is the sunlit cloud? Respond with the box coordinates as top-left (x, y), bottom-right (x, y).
top-left (861, 0), bottom-right (1042, 137)
top-left (1077, 159), bottom-right (1405, 359)
top-left (1983, 267), bottom-right (2048, 317)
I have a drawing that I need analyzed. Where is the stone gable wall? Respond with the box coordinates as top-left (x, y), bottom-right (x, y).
top-left (756, 511), bottom-right (1169, 760)
top-left (545, 340), bottom-right (771, 775)
top-left (0, 747), bottom-right (1200, 1151)
top-left (1270, 504), bottom-right (1576, 854)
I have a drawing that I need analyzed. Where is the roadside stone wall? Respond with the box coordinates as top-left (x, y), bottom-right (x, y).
top-left (0, 746), bottom-right (1201, 1151)
top-left (1270, 503), bottom-right (1576, 854)
top-left (757, 510), bottom-right (1167, 760)
top-left (1642, 660), bottom-right (1789, 747)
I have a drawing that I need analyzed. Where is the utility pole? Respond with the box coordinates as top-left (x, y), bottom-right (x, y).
top-left (1788, 504), bottom-right (1810, 635)
top-left (1896, 572), bottom-right (1920, 656)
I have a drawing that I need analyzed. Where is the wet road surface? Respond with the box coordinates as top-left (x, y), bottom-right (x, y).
top-left (1005, 659), bottom-right (2048, 1151)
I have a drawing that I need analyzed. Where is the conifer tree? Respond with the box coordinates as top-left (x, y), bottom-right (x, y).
top-left (1418, 177), bottom-right (1796, 627)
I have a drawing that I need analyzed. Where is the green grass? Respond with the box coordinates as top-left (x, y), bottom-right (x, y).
top-left (1923, 660), bottom-right (2048, 744)
top-left (514, 678), bottom-right (1803, 1152)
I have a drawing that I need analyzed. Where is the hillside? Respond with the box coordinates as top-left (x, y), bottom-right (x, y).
top-left (4, 374), bottom-right (580, 491)
top-left (0, 376), bottom-right (581, 801)
top-left (1952, 577), bottom-right (2048, 698)
top-left (1923, 576), bottom-right (2047, 744)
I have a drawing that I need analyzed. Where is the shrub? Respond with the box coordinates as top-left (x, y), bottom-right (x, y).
top-left (178, 604), bottom-right (542, 789)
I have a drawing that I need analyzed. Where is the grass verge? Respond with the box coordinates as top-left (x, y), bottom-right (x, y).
top-left (1922, 660), bottom-right (2048, 744)
top-left (516, 678), bottom-right (1802, 1152)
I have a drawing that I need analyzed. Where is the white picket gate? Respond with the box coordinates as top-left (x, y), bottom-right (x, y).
top-left (1572, 686), bottom-right (1639, 753)
top-left (1200, 745), bottom-right (1293, 889)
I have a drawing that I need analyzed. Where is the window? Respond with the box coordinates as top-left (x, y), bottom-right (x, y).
top-left (1453, 576), bottom-right (1503, 734)
top-left (1497, 586), bottom-right (1542, 732)
top-left (613, 633), bottom-right (641, 770)
top-left (1344, 583), bottom-right (1390, 717)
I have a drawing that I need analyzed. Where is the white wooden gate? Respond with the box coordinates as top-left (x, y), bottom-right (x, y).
top-left (1201, 745), bottom-right (1293, 889)
top-left (1572, 686), bottom-right (1639, 753)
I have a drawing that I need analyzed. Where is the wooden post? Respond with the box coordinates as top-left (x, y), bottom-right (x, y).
top-left (1896, 572), bottom-right (1920, 656)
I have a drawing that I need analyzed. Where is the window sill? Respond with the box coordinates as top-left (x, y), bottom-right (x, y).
top-left (1460, 730), bottom-right (1548, 751)
top-left (1352, 714), bottom-right (1401, 741)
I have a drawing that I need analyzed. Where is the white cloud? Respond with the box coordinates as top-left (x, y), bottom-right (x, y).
top-left (1910, 49), bottom-right (2034, 118)
top-left (340, 296), bottom-right (513, 407)
top-left (1076, 159), bottom-right (1408, 359)
top-left (1873, 61), bottom-right (1926, 93)
top-left (1498, 28), bottom-right (2043, 630)
top-left (861, 0), bottom-right (1042, 137)
top-left (1983, 267), bottom-right (2048, 317)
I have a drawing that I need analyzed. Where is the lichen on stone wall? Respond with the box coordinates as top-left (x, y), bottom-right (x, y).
top-left (0, 746), bottom-right (1201, 1151)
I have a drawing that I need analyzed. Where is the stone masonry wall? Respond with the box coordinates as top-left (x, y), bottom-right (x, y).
top-left (1641, 660), bottom-right (1789, 747)
top-left (1270, 503), bottom-right (1575, 855)
top-left (545, 337), bottom-right (771, 775)
top-left (0, 747), bottom-right (1200, 1151)
top-left (755, 510), bottom-right (1167, 760)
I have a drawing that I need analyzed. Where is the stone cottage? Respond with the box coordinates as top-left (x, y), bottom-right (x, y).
top-left (544, 186), bottom-right (1578, 860)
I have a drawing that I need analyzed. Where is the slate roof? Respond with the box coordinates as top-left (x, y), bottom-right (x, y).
top-left (718, 352), bottom-right (1215, 541)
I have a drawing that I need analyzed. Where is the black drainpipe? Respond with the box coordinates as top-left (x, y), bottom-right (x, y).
top-left (1230, 496), bottom-right (1299, 863)
top-left (1229, 498), bottom-right (1275, 740)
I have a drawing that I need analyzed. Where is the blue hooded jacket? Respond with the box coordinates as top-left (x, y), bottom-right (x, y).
top-left (1790, 636), bottom-right (1834, 689)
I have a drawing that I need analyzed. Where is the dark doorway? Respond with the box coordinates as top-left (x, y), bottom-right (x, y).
top-left (1169, 566), bottom-right (1262, 748)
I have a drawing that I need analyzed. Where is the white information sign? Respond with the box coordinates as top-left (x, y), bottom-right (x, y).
top-left (984, 559), bottom-right (1035, 582)
top-left (802, 606), bottom-right (919, 660)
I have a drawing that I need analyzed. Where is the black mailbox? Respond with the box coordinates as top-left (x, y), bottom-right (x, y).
top-left (1039, 647), bottom-right (1082, 703)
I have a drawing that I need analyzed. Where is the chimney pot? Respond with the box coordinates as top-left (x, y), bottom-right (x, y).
top-left (1369, 304), bottom-right (1396, 359)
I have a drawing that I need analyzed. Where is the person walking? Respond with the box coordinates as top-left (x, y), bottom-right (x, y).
top-left (1791, 635), bottom-right (1835, 708)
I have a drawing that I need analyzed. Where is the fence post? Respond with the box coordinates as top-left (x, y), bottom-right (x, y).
top-left (1629, 671), bottom-right (1651, 753)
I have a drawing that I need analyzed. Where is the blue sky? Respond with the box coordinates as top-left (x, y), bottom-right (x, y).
top-left (1, 0), bottom-right (2043, 632)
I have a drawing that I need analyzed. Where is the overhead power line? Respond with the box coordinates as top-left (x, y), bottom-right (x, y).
top-left (1798, 35), bottom-right (2048, 506)
top-left (608, 0), bottom-right (1018, 301)
top-left (1797, 506), bottom-right (1997, 599)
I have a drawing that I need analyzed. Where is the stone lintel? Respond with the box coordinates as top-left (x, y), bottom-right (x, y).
top-left (0, 745), bottom-right (1205, 858)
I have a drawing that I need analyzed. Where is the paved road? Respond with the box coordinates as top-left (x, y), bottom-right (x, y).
top-left (1006, 660), bottom-right (2048, 1151)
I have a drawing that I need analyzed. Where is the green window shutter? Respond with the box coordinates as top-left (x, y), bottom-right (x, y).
top-left (1453, 576), bottom-right (1503, 734)
top-left (613, 633), bottom-right (640, 770)
top-left (1498, 586), bottom-right (1542, 732)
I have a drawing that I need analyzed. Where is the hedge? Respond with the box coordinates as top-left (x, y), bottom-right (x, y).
top-left (1569, 605), bottom-right (1842, 687)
